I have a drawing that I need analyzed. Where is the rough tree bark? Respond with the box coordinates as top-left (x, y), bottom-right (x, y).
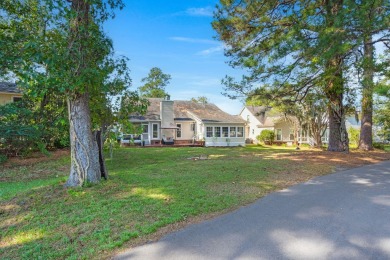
top-left (327, 96), bottom-right (349, 152)
top-left (65, 0), bottom-right (101, 186)
top-left (359, 35), bottom-right (374, 150)
top-left (65, 93), bottom-right (100, 186)
top-left (324, 0), bottom-right (349, 152)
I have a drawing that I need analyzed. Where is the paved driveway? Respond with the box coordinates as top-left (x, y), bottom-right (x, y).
top-left (116, 160), bottom-right (390, 260)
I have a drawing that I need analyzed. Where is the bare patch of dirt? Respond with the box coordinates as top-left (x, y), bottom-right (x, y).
top-left (277, 149), bottom-right (390, 170)
top-left (1, 149), bottom-right (69, 168)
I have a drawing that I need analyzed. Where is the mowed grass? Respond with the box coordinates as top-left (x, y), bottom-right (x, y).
top-left (1, 146), bottom-right (333, 259)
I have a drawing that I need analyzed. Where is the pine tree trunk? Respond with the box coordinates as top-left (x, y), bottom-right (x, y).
top-left (325, 57), bottom-right (349, 152)
top-left (65, 93), bottom-right (100, 187)
top-left (327, 99), bottom-right (349, 152)
top-left (323, 0), bottom-right (349, 152)
top-left (359, 35), bottom-right (374, 150)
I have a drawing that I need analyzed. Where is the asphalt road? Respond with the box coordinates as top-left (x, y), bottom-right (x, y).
top-left (116, 160), bottom-right (390, 260)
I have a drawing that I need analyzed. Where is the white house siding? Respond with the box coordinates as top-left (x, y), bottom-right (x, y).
top-left (203, 124), bottom-right (245, 147)
top-left (274, 120), bottom-right (296, 143)
top-left (132, 121), bottom-right (161, 145)
top-left (240, 107), bottom-right (262, 142)
top-left (174, 121), bottom-right (196, 140)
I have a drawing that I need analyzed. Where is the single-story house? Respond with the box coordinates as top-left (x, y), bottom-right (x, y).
top-left (0, 82), bottom-right (22, 105)
top-left (128, 98), bottom-right (246, 147)
top-left (240, 105), bottom-right (360, 145)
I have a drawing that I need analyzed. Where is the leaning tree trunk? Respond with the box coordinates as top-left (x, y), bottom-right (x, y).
top-left (359, 34), bottom-right (374, 150)
top-left (65, 93), bottom-right (101, 187)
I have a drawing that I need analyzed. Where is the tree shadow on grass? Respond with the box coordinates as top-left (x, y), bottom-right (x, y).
top-left (116, 161), bottom-right (390, 260)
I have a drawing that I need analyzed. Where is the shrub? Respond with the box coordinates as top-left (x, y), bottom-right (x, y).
top-left (348, 127), bottom-right (360, 147)
top-left (0, 123), bottom-right (44, 157)
top-left (256, 130), bottom-right (275, 145)
top-left (373, 142), bottom-right (385, 150)
top-left (0, 154), bottom-right (7, 164)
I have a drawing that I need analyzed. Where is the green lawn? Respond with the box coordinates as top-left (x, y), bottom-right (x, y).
top-left (0, 146), bottom-right (333, 259)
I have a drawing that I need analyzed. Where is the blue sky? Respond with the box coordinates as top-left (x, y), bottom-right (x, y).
top-left (104, 0), bottom-right (245, 115)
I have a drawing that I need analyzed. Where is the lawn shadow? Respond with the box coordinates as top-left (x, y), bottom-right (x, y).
top-left (116, 161), bottom-right (390, 259)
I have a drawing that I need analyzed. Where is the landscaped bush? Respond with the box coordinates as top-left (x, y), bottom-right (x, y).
top-left (256, 130), bottom-right (275, 145)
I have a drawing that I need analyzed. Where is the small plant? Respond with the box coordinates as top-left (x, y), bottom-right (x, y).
top-left (256, 130), bottom-right (275, 145)
top-left (373, 142), bottom-right (385, 150)
top-left (348, 127), bottom-right (360, 147)
top-left (0, 154), bottom-right (7, 164)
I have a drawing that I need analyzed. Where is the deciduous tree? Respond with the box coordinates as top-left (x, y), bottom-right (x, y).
top-left (0, 0), bottom-right (135, 186)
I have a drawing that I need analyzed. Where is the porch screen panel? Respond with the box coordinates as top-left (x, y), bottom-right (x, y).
top-left (206, 127), bottom-right (213, 137)
top-left (230, 127), bottom-right (236, 137)
top-left (214, 127), bottom-right (221, 137)
top-left (222, 127), bottom-right (229, 137)
top-left (237, 127), bottom-right (244, 137)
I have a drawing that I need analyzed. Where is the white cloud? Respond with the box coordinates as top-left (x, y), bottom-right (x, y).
top-left (196, 45), bottom-right (225, 56)
top-left (185, 7), bottom-right (214, 17)
top-left (169, 37), bottom-right (218, 45)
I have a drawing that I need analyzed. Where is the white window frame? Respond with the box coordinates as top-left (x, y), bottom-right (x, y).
top-left (142, 124), bottom-right (149, 134)
top-left (222, 127), bottom-right (229, 137)
top-left (214, 127), bottom-right (221, 137)
top-left (237, 127), bottom-right (244, 138)
top-left (152, 123), bottom-right (159, 139)
top-left (289, 129), bottom-right (295, 141)
top-left (276, 129), bottom-right (282, 141)
top-left (230, 127), bottom-right (237, 137)
top-left (206, 127), bottom-right (213, 137)
top-left (176, 123), bottom-right (182, 138)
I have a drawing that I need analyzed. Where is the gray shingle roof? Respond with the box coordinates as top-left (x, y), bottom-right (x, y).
top-left (0, 82), bottom-right (21, 93)
top-left (130, 98), bottom-right (245, 124)
top-left (174, 100), bottom-right (245, 124)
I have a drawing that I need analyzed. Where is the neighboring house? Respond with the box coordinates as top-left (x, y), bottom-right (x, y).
top-left (128, 98), bottom-right (246, 147)
top-left (240, 105), bottom-right (361, 145)
top-left (240, 106), bottom-right (304, 144)
top-left (0, 82), bottom-right (22, 105)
